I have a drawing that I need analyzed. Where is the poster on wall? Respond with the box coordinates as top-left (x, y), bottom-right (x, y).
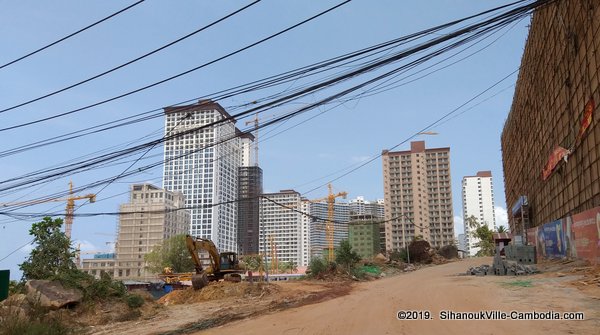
top-left (537, 219), bottom-right (567, 259)
top-left (563, 215), bottom-right (576, 258)
top-left (571, 206), bottom-right (600, 265)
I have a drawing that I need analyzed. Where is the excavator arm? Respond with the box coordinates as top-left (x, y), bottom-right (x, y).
top-left (185, 235), bottom-right (221, 274)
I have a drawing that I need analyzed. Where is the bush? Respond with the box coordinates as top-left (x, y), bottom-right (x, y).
top-left (350, 267), bottom-right (366, 279)
top-left (408, 240), bottom-right (432, 264)
top-left (438, 245), bottom-right (458, 259)
top-left (125, 294), bottom-right (145, 309)
top-left (51, 269), bottom-right (126, 300)
top-left (86, 272), bottom-right (127, 299)
top-left (389, 250), bottom-right (408, 263)
top-left (307, 257), bottom-right (327, 278)
top-left (8, 280), bottom-right (24, 295)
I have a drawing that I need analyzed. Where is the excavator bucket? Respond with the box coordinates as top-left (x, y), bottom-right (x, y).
top-left (192, 272), bottom-right (209, 290)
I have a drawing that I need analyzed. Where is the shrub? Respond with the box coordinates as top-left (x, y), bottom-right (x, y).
top-left (389, 250), bottom-right (408, 262)
top-left (307, 257), bottom-right (327, 278)
top-left (350, 267), bottom-right (366, 279)
top-left (438, 245), bottom-right (458, 259)
top-left (86, 272), bottom-right (127, 299)
top-left (408, 240), bottom-right (432, 264)
top-left (125, 294), bottom-right (145, 309)
top-left (51, 269), bottom-right (126, 300)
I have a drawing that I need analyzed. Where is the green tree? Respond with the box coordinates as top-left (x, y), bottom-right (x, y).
top-left (289, 261), bottom-right (298, 274)
top-left (19, 217), bottom-right (77, 280)
top-left (497, 225), bottom-right (508, 233)
top-left (277, 261), bottom-right (297, 274)
top-left (144, 234), bottom-right (195, 273)
top-left (335, 240), bottom-right (361, 272)
top-left (466, 216), bottom-right (495, 256)
top-left (307, 257), bottom-right (327, 277)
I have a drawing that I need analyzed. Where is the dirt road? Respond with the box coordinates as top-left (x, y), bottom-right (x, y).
top-left (198, 258), bottom-right (600, 335)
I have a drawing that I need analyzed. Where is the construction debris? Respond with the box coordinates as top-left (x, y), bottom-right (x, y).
top-left (158, 281), bottom-right (279, 306)
top-left (467, 265), bottom-right (492, 276)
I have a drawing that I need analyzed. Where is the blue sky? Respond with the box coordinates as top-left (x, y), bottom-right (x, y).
top-left (0, 0), bottom-right (528, 279)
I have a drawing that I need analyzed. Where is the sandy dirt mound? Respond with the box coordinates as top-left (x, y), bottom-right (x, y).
top-left (158, 282), bottom-right (279, 305)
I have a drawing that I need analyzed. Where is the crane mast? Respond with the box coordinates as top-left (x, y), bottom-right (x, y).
top-left (310, 183), bottom-right (347, 262)
top-left (0, 181), bottom-right (96, 239)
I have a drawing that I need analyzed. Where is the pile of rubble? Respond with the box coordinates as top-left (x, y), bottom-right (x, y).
top-left (158, 281), bottom-right (279, 306)
top-left (496, 260), bottom-right (538, 276)
top-left (466, 258), bottom-right (538, 277)
top-left (466, 264), bottom-right (492, 276)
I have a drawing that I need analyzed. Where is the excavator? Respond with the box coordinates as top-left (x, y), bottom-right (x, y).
top-left (185, 235), bottom-right (244, 290)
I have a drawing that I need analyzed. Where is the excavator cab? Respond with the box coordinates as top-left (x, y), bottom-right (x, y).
top-left (219, 252), bottom-right (238, 270)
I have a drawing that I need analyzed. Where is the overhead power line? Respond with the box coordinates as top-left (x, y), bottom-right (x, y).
top-left (0, 0), bottom-right (352, 129)
top-left (0, 0), bottom-right (530, 150)
top-left (0, 0), bottom-right (146, 70)
top-left (0, 0), bottom-right (262, 114)
top-left (0, 0), bottom-right (548, 201)
top-left (300, 67), bottom-right (521, 196)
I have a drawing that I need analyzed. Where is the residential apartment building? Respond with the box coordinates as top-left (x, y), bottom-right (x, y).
top-left (349, 215), bottom-right (381, 259)
top-left (382, 141), bottom-right (454, 252)
top-left (162, 100), bottom-right (247, 252)
top-left (306, 201), bottom-right (350, 260)
top-left (80, 253), bottom-right (116, 279)
top-left (462, 171), bottom-right (496, 256)
top-left (300, 199), bottom-right (311, 266)
top-left (349, 196), bottom-right (385, 218)
top-left (114, 184), bottom-right (189, 280)
top-left (259, 190), bottom-right (304, 266)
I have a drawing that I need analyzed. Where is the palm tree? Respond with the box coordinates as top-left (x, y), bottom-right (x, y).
top-left (497, 225), bottom-right (507, 233)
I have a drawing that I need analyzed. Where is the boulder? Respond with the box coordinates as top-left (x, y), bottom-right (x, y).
top-left (0, 305), bottom-right (28, 321)
top-left (26, 280), bottom-right (83, 310)
top-left (0, 294), bottom-right (29, 321)
top-left (1, 293), bottom-right (27, 308)
top-left (374, 253), bottom-right (388, 263)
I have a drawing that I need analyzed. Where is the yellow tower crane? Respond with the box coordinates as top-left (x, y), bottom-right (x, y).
top-left (310, 183), bottom-right (347, 262)
top-left (0, 181), bottom-right (96, 239)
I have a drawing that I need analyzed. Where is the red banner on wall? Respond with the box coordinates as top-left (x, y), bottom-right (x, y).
top-left (576, 98), bottom-right (594, 142)
top-left (570, 207), bottom-right (600, 265)
top-left (542, 146), bottom-right (570, 180)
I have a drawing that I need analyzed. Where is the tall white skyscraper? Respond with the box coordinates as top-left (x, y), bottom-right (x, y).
top-left (162, 100), bottom-right (246, 252)
top-left (462, 171), bottom-right (496, 257)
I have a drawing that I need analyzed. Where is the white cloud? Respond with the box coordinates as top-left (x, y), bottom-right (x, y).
top-left (454, 215), bottom-right (464, 237)
top-left (73, 240), bottom-right (98, 252)
top-left (495, 206), bottom-right (509, 230)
